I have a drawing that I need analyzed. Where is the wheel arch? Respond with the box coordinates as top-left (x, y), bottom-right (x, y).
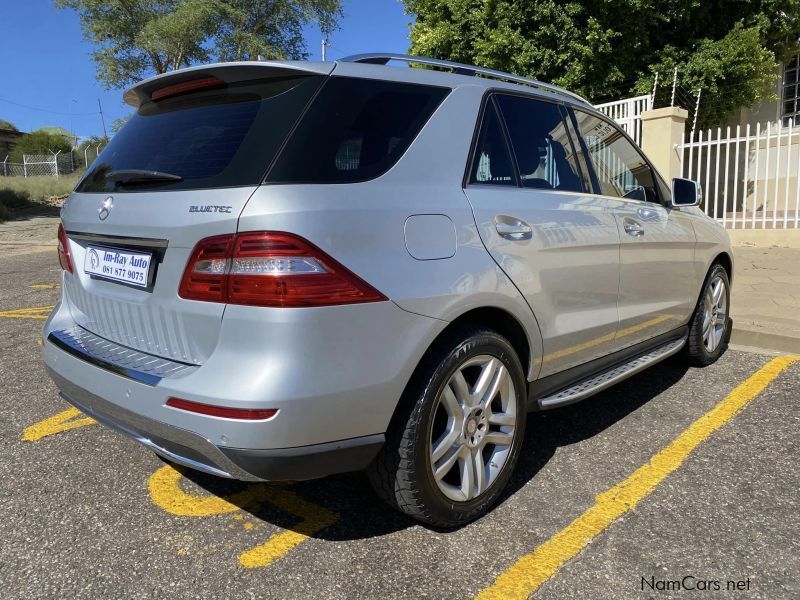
top-left (446, 306), bottom-right (532, 377)
top-left (711, 251), bottom-right (733, 282)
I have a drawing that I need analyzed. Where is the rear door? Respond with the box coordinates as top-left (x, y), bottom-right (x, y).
top-left (464, 93), bottom-right (621, 377)
top-left (569, 108), bottom-right (697, 349)
top-left (60, 64), bottom-right (329, 364)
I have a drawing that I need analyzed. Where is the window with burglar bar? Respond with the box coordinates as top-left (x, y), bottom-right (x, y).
top-left (782, 54), bottom-right (800, 126)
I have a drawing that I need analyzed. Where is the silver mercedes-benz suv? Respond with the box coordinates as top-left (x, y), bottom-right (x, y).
top-left (43, 53), bottom-right (732, 526)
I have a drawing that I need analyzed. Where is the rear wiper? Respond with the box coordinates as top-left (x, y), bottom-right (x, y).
top-left (106, 169), bottom-right (183, 185)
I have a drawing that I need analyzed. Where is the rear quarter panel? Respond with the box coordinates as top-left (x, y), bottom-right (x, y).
top-left (238, 84), bottom-right (544, 378)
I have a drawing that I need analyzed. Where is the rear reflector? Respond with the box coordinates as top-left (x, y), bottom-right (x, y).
top-left (57, 223), bottom-right (73, 273)
top-left (166, 397), bottom-right (278, 420)
top-left (179, 231), bottom-right (387, 307)
top-left (151, 76), bottom-right (225, 101)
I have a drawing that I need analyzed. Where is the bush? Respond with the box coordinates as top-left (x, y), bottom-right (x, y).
top-left (9, 131), bottom-right (72, 162)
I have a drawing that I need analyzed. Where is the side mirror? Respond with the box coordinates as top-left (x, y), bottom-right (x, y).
top-left (671, 177), bottom-right (702, 207)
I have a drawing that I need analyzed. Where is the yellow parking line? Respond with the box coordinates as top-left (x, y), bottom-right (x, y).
top-left (22, 407), bottom-right (96, 442)
top-left (476, 355), bottom-right (799, 600)
top-left (238, 487), bottom-right (339, 568)
top-left (0, 305), bottom-right (54, 320)
top-left (29, 283), bottom-right (61, 289)
top-left (149, 464), bottom-right (339, 569)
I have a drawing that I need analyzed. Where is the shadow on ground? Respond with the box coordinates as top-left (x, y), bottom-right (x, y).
top-left (0, 187), bottom-right (61, 221)
top-left (183, 356), bottom-right (690, 541)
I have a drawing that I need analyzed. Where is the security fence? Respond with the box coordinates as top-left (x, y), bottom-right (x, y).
top-left (679, 120), bottom-right (800, 229)
top-left (1, 145), bottom-right (104, 178)
top-left (595, 94), bottom-right (652, 147)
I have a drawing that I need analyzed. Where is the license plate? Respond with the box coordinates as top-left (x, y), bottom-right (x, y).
top-left (84, 245), bottom-right (152, 288)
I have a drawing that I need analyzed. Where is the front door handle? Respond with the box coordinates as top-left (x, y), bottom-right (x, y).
top-left (623, 218), bottom-right (645, 237)
top-left (495, 216), bottom-right (533, 240)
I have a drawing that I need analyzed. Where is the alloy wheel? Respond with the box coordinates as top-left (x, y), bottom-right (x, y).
top-left (429, 354), bottom-right (518, 502)
top-left (702, 274), bottom-right (728, 352)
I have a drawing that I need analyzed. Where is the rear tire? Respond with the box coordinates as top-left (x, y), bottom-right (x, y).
top-left (368, 325), bottom-right (527, 528)
top-left (685, 263), bottom-right (731, 367)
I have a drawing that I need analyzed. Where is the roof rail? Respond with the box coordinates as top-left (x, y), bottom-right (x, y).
top-left (338, 53), bottom-right (592, 107)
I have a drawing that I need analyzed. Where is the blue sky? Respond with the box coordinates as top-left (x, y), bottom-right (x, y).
top-left (0, 0), bottom-right (411, 139)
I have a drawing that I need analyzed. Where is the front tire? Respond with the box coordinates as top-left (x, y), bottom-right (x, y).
top-left (368, 325), bottom-right (527, 527)
top-left (686, 263), bottom-right (731, 366)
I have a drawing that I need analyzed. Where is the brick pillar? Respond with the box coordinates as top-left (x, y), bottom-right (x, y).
top-left (641, 107), bottom-right (688, 181)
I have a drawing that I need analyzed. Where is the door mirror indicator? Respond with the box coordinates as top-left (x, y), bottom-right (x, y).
top-left (671, 178), bottom-right (702, 207)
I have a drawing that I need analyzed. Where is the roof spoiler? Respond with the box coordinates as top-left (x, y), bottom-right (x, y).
top-left (123, 60), bottom-right (334, 108)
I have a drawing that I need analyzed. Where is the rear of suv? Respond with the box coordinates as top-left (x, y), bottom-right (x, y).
top-left (44, 54), bottom-right (732, 527)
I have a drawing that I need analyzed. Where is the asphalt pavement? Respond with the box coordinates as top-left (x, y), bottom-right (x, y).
top-left (1, 250), bottom-right (798, 599)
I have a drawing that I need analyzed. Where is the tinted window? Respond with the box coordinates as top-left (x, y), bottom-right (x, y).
top-left (468, 101), bottom-right (515, 186)
top-left (572, 110), bottom-right (658, 202)
top-left (267, 77), bottom-right (449, 183)
top-left (495, 95), bottom-right (584, 192)
top-left (77, 76), bottom-right (324, 193)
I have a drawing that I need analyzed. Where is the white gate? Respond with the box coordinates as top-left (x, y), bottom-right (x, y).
top-left (679, 121), bottom-right (800, 229)
top-left (595, 94), bottom-right (652, 147)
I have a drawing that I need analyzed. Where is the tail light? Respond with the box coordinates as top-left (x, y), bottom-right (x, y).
top-left (179, 235), bottom-right (233, 302)
top-left (57, 223), bottom-right (74, 273)
top-left (166, 397), bottom-right (277, 420)
top-left (179, 232), bottom-right (386, 307)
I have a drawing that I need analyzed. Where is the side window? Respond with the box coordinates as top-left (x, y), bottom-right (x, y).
top-left (268, 77), bottom-right (448, 183)
top-left (572, 110), bottom-right (658, 202)
top-left (468, 101), bottom-right (516, 186)
top-left (495, 94), bottom-right (584, 193)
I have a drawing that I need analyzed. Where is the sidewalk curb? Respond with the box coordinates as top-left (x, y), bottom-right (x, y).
top-left (730, 327), bottom-right (800, 354)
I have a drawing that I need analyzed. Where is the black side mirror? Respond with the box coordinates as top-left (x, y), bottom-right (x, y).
top-left (671, 178), bottom-right (701, 207)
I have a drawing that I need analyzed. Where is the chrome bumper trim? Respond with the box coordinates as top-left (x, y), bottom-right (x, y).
top-left (48, 326), bottom-right (197, 386)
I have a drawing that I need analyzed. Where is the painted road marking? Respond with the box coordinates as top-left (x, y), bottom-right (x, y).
top-left (0, 305), bottom-right (54, 319)
top-left (22, 407), bottom-right (96, 442)
top-left (29, 283), bottom-right (60, 289)
top-left (476, 355), bottom-right (799, 600)
top-left (148, 464), bottom-right (339, 568)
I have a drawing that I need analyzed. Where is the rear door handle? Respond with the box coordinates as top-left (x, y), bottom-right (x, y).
top-left (623, 218), bottom-right (645, 237)
top-left (495, 216), bottom-right (533, 240)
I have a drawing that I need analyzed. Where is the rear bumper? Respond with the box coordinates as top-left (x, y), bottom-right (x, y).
top-left (49, 367), bottom-right (383, 481)
top-left (42, 294), bottom-right (443, 481)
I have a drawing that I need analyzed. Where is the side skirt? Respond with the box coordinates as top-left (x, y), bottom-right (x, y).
top-left (528, 327), bottom-right (688, 411)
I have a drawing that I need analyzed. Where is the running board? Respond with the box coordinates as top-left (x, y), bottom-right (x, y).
top-left (538, 335), bottom-right (687, 409)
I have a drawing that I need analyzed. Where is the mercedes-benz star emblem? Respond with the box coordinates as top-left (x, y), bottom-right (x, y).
top-left (98, 196), bottom-right (113, 221)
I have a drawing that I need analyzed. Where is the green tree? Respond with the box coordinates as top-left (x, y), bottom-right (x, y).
top-left (77, 135), bottom-right (106, 151)
top-left (0, 119), bottom-right (18, 132)
top-left (403, 0), bottom-right (800, 128)
top-left (56, 0), bottom-right (342, 89)
top-left (9, 131), bottom-right (72, 162)
top-left (213, 0), bottom-right (342, 61)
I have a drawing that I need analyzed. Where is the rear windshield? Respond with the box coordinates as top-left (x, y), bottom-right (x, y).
top-left (76, 75), bottom-right (324, 193)
top-left (266, 77), bottom-right (449, 183)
